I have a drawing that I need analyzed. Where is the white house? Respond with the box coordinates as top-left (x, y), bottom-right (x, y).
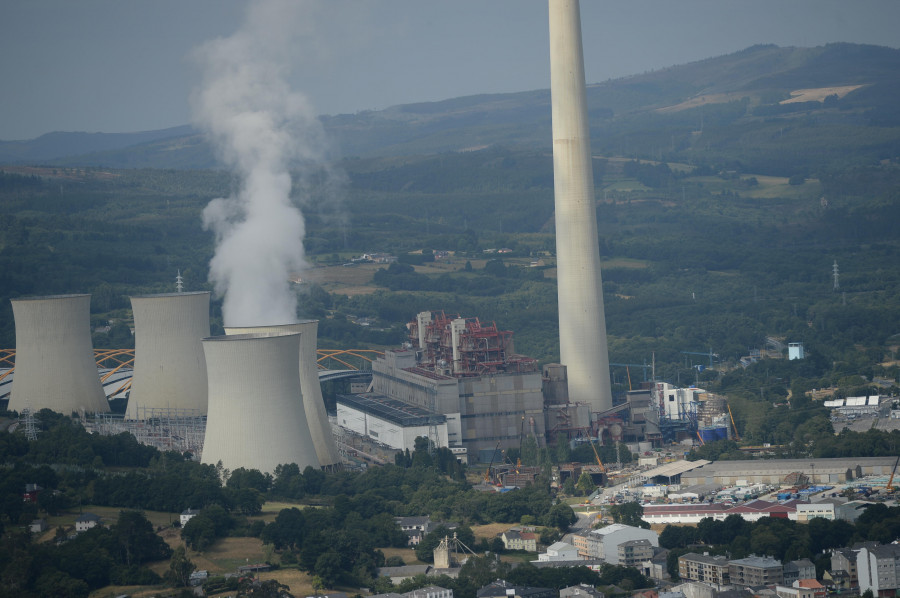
top-left (75, 513), bottom-right (100, 532)
top-left (181, 508), bottom-right (200, 526)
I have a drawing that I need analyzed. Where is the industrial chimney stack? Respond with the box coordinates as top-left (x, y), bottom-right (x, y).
top-left (549, 0), bottom-right (613, 413)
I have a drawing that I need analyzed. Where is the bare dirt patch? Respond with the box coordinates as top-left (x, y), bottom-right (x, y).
top-left (471, 522), bottom-right (516, 540)
top-left (656, 92), bottom-right (747, 114)
top-left (781, 85), bottom-right (863, 104)
top-left (300, 264), bottom-right (381, 295)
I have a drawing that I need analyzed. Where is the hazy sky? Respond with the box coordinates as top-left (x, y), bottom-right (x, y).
top-left (2, 0), bottom-right (899, 141)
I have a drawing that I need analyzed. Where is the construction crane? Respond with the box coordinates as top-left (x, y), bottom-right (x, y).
top-left (727, 404), bottom-right (741, 442)
top-left (681, 348), bottom-right (718, 368)
top-left (887, 456), bottom-right (900, 492)
top-left (483, 441), bottom-right (501, 485)
top-left (589, 437), bottom-right (607, 473)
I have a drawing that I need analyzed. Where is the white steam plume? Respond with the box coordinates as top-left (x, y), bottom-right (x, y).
top-left (191, 0), bottom-right (329, 327)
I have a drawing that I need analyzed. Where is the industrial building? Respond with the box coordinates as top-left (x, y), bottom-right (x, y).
top-left (335, 392), bottom-right (448, 452)
top-left (201, 332), bottom-right (319, 475)
top-left (680, 457), bottom-right (899, 487)
top-left (549, 0), bottom-right (613, 414)
top-left (125, 292), bottom-right (210, 419)
top-left (8, 294), bottom-right (109, 414)
top-left (369, 311), bottom-right (545, 456)
top-left (224, 321), bottom-right (341, 469)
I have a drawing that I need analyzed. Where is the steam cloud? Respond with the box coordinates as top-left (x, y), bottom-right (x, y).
top-left (191, 0), bottom-right (329, 327)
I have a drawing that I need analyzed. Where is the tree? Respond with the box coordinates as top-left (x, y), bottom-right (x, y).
top-left (575, 472), bottom-right (594, 496)
top-left (544, 503), bottom-right (577, 531)
top-left (608, 502), bottom-right (649, 529)
top-left (166, 546), bottom-right (195, 588)
top-left (112, 510), bottom-right (171, 566)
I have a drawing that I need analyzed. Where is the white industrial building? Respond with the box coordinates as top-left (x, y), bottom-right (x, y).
top-left (201, 332), bottom-right (319, 475)
top-left (655, 382), bottom-right (703, 421)
top-left (549, 0), bottom-right (613, 413)
top-left (9, 294), bottom-right (109, 414)
top-left (824, 396), bottom-right (881, 417)
top-left (336, 392), bottom-right (448, 452)
top-left (680, 457), bottom-right (899, 486)
top-left (125, 292), bottom-right (210, 419)
top-left (224, 321), bottom-right (341, 469)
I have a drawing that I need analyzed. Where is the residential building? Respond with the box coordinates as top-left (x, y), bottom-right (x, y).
top-left (618, 539), bottom-right (654, 567)
top-left (476, 580), bottom-right (554, 598)
top-left (180, 508), bottom-right (200, 526)
top-left (794, 579), bottom-right (826, 598)
top-left (502, 527), bottom-right (538, 552)
top-left (576, 523), bottom-right (659, 565)
top-left (678, 553), bottom-right (730, 586)
top-left (775, 586), bottom-right (814, 598)
top-left (559, 584), bottom-right (604, 598)
top-left (396, 516), bottom-right (433, 546)
top-left (783, 559), bottom-right (815, 585)
top-left (831, 547), bottom-right (861, 586)
top-left (75, 513), bottom-right (100, 532)
top-left (728, 555), bottom-right (784, 587)
top-left (858, 543), bottom-right (900, 597)
top-left (404, 586), bottom-right (453, 598)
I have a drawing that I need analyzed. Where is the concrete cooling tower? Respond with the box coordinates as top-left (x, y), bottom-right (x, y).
top-left (224, 321), bottom-right (341, 469)
top-left (549, 0), bottom-right (613, 413)
top-left (9, 294), bottom-right (109, 414)
top-left (201, 332), bottom-right (320, 475)
top-left (125, 292), bottom-right (211, 419)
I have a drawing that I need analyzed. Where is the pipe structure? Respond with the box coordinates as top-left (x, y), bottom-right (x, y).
top-left (224, 321), bottom-right (341, 468)
top-left (549, 0), bottom-right (613, 413)
top-left (9, 294), bottom-right (109, 414)
top-left (125, 292), bottom-right (210, 419)
top-left (201, 332), bottom-right (320, 474)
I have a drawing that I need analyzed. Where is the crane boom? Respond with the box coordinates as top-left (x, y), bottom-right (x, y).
top-left (888, 456), bottom-right (900, 492)
top-left (727, 404), bottom-right (741, 442)
top-left (589, 437), bottom-right (606, 473)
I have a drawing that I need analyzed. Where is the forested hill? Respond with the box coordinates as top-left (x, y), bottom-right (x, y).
top-left (1, 43), bottom-right (899, 174)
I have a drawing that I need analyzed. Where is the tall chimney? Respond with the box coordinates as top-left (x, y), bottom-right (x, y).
top-left (549, 0), bottom-right (612, 413)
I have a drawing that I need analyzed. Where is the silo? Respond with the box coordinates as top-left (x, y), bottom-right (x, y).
top-left (125, 292), bottom-right (210, 419)
top-left (549, 0), bottom-right (613, 413)
top-left (201, 332), bottom-right (320, 474)
top-left (9, 294), bottom-right (109, 414)
top-left (224, 321), bottom-right (341, 468)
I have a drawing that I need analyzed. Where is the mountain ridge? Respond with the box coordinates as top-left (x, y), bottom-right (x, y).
top-left (1, 43), bottom-right (898, 171)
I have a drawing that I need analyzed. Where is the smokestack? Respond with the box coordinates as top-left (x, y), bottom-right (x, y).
top-left (549, 0), bottom-right (613, 413)
top-left (9, 294), bottom-right (109, 414)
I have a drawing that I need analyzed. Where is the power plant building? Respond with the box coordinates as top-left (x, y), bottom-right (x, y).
top-left (9, 294), bottom-right (109, 414)
top-left (125, 292), bottom-right (210, 419)
top-left (549, 0), bottom-right (613, 413)
top-left (201, 332), bottom-right (320, 475)
top-left (224, 321), bottom-right (341, 469)
top-left (335, 392), bottom-right (448, 452)
top-left (370, 311), bottom-right (545, 456)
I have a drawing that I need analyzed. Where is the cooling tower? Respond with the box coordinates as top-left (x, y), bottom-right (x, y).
top-left (125, 292), bottom-right (210, 419)
top-left (9, 294), bottom-right (109, 414)
top-left (201, 332), bottom-right (320, 474)
top-left (224, 321), bottom-right (341, 468)
top-left (549, 0), bottom-right (613, 413)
